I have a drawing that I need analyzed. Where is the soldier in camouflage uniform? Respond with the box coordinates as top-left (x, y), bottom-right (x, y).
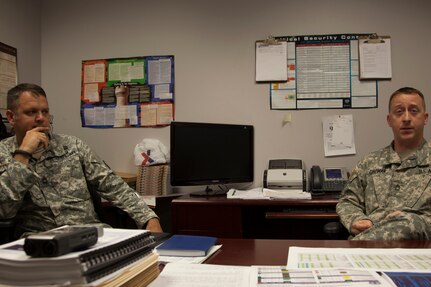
top-left (336, 87), bottom-right (431, 240)
top-left (0, 83), bottom-right (162, 238)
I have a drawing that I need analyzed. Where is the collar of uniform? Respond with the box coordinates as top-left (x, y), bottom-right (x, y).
top-left (382, 139), bottom-right (430, 168)
top-left (415, 139), bottom-right (431, 166)
top-left (380, 143), bottom-right (401, 167)
top-left (9, 136), bottom-right (19, 150)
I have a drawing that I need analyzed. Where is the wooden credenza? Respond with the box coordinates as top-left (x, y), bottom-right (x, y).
top-left (171, 194), bottom-right (340, 239)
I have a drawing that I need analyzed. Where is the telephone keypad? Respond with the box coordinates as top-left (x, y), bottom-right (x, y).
top-left (322, 180), bottom-right (347, 192)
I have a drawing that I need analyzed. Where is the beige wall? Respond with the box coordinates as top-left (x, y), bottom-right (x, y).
top-left (0, 0), bottom-right (41, 91)
top-left (9, 0), bottom-right (431, 189)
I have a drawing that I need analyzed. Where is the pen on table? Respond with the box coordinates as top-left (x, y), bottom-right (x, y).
top-left (232, 189), bottom-right (236, 196)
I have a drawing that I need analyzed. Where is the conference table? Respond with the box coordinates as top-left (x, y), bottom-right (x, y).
top-left (204, 238), bottom-right (431, 266)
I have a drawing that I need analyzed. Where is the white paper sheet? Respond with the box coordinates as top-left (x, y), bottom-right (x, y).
top-left (227, 187), bottom-right (267, 199)
top-left (322, 114), bottom-right (356, 156)
top-left (148, 263), bottom-right (250, 287)
top-left (359, 37), bottom-right (392, 79)
top-left (255, 41), bottom-right (287, 81)
top-left (287, 247), bottom-right (431, 272)
top-left (250, 266), bottom-right (393, 287)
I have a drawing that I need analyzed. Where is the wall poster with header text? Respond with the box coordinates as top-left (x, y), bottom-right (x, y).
top-left (0, 42), bottom-right (18, 111)
top-left (81, 55), bottom-right (174, 128)
top-left (270, 34), bottom-right (378, 110)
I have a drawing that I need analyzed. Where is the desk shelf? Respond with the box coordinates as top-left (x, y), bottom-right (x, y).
top-left (172, 195), bottom-right (339, 239)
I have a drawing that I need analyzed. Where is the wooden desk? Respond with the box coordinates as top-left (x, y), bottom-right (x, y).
top-left (171, 194), bottom-right (339, 239)
top-left (205, 239), bottom-right (431, 266)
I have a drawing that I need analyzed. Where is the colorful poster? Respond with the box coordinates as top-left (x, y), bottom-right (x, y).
top-left (80, 55), bottom-right (174, 128)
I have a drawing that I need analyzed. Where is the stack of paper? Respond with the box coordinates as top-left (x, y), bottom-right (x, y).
top-left (227, 187), bottom-right (311, 200)
top-left (0, 228), bottom-right (158, 286)
top-left (227, 187), bottom-right (266, 199)
top-left (263, 188), bottom-right (311, 199)
top-left (95, 252), bottom-right (159, 287)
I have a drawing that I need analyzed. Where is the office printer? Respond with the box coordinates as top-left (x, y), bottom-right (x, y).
top-left (263, 159), bottom-right (306, 191)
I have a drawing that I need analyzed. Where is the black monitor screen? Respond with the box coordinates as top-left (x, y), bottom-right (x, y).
top-left (170, 121), bottom-right (254, 186)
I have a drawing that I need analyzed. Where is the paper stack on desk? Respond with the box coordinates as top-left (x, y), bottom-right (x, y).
top-left (262, 188), bottom-right (311, 199)
top-left (227, 187), bottom-right (266, 199)
top-left (227, 187), bottom-right (311, 200)
top-left (0, 228), bottom-right (159, 286)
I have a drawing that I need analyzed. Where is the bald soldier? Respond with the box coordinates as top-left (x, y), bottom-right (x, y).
top-left (336, 87), bottom-right (431, 240)
top-left (0, 83), bottom-right (162, 238)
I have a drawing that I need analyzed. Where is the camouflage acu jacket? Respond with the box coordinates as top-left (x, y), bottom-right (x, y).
top-left (336, 140), bottom-right (431, 240)
top-left (0, 134), bottom-right (157, 237)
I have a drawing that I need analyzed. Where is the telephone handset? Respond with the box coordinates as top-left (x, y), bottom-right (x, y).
top-left (310, 166), bottom-right (348, 193)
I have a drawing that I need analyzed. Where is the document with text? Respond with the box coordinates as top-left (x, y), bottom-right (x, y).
top-left (149, 263), bottom-right (395, 287)
top-left (251, 266), bottom-right (392, 287)
top-left (287, 247), bottom-right (431, 271)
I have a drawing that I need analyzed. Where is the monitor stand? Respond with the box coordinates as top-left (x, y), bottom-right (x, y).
top-left (189, 186), bottom-right (227, 197)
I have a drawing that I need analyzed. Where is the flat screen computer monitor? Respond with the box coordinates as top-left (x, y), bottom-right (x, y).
top-left (170, 121), bottom-right (254, 196)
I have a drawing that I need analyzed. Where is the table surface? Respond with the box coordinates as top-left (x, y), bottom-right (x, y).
top-left (204, 238), bottom-right (431, 266)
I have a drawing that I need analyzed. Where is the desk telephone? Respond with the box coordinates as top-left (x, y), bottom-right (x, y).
top-left (310, 166), bottom-right (348, 193)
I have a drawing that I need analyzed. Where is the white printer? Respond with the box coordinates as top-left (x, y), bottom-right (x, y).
top-left (263, 159), bottom-right (306, 191)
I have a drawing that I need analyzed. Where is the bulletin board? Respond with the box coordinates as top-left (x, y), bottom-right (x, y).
top-left (270, 34), bottom-right (378, 110)
top-left (80, 55), bottom-right (174, 128)
top-left (0, 42), bottom-right (18, 111)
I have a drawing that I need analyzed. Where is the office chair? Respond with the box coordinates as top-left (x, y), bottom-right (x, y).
top-left (88, 185), bottom-right (138, 229)
top-left (0, 219), bottom-right (15, 244)
top-left (323, 221), bottom-right (349, 239)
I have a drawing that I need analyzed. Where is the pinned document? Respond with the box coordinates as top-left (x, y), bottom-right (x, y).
top-left (323, 114), bottom-right (356, 157)
top-left (255, 37), bottom-right (288, 82)
top-left (359, 35), bottom-right (392, 79)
